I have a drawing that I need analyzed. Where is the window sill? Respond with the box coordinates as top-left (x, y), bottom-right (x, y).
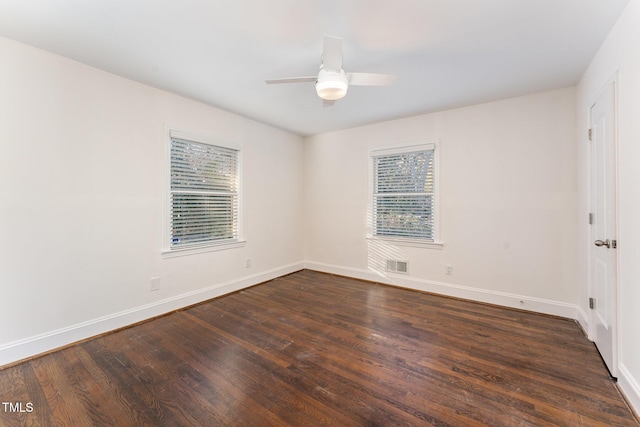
top-left (366, 236), bottom-right (444, 250)
top-left (161, 240), bottom-right (246, 258)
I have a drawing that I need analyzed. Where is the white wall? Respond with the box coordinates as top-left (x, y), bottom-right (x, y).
top-left (304, 87), bottom-right (578, 317)
top-left (0, 36), bottom-right (305, 365)
top-left (576, 0), bottom-right (640, 413)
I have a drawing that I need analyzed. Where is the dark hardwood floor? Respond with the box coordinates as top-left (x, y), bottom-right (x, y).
top-left (1, 270), bottom-right (637, 426)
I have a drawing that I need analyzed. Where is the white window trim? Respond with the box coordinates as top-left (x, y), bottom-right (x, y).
top-left (161, 240), bottom-right (246, 258)
top-left (161, 127), bottom-right (245, 258)
top-left (367, 141), bottom-right (443, 248)
top-left (366, 236), bottom-right (444, 250)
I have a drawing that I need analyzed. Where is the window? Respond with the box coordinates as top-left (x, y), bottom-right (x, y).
top-left (167, 130), bottom-right (241, 252)
top-left (371, 143), bottom-right (438, 243)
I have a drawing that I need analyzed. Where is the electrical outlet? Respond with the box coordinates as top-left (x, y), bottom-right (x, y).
top-left (445, 265), bottom-right (453, 275)
top-left (150, 277), bottom-right (160, 292)
top-left (245, 258), bottom-right (251, 268)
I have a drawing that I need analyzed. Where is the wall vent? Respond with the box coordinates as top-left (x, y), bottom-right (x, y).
top-left (386, 259), bottom-right (408, 273)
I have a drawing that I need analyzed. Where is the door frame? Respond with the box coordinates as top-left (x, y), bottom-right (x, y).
top-left (586, 73), bottom-right (620, 377)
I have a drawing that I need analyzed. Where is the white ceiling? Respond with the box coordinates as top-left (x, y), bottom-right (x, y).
top-left (0, 0), bottom-right (630, 136)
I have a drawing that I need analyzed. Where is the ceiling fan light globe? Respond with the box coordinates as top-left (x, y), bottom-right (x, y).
top-left (316, 81), bottom-right (348, 100)
top-left (316, 68), bottom-right (348, 100)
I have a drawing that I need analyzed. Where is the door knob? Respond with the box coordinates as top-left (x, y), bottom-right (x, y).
top-left (594, 239), bottom-right (611, 248)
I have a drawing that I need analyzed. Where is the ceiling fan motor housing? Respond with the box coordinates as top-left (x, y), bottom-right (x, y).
top-left (316, 68), bottom-right (348, 100)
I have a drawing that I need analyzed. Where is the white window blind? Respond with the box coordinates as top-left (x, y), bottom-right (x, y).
top-left (170, 137), bottom-right (239, 248)
top-left (372, 145), bottom-right (435, 240)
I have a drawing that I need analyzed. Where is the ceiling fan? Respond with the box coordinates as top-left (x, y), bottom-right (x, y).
top-left (265, 35), bottom-right (396, 106)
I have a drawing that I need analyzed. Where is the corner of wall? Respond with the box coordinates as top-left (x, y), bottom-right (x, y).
top-left (618, 364), bottom-right (640, 421)
top-left (576, 304), bottom-right (590, 336)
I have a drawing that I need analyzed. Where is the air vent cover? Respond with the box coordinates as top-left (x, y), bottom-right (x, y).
top-left (386, 259), bottom-right (408, 274)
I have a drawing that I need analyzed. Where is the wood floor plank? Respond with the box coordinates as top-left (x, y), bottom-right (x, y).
top-left (138, 314), bottom-right (292, 426)
top-left (117, 324), bottom-right (239, 426)
top-left (196, 294), bottom-right (479, 424)
top-left (0, 270), bottom-right (637, 426)
top-left (178, 311), bottom-right (359, 426)
top-left (30, 354), bottom-right (95, 426)
top-left (0, 364), bottom-right (41, 427)
top-left (66, 346), bottom-right (137, 426)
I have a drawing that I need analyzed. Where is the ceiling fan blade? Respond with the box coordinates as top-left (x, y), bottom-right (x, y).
top-left (322, 35), bottom-right (343, 71)
top-left (265, 76), bottom-right (317, 84)
top-left (347, 72), bottom-right (397, 86)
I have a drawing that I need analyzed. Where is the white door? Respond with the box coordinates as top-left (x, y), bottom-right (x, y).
top-left (589, 81), bottom-right (617, 377)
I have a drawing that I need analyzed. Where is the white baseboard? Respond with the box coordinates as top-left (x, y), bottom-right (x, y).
top-left (304, 261), bottom-right (580, 319)
top-left (619, 364), bottom-right (640, 418)
top-left (576, 305), bottom-right (590, 336)
top-left (0, 262), bottom-right (305, 367)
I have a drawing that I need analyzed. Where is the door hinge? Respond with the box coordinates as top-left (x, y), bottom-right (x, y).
top-left (589, 297), bottom-right (595, 309)
top-left (611, 239), bottom-right (617, 249)
top-left (588, 128), bottom-right (593, 141)
top-left (588, 212), bottom-right (593, 224)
